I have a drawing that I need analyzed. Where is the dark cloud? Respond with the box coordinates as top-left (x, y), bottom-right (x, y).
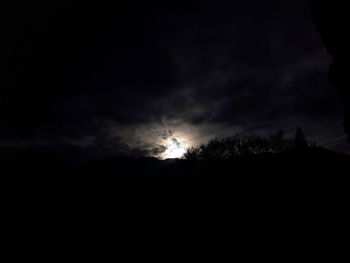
top-left (0, 0), bottom-right (347, 156)
top-left (149, 145), bottom-right (167, 156)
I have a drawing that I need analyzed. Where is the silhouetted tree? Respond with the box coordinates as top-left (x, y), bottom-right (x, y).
top-left (184, 147), bottom-right (201, 161)
top-left (294, 127), bottom-right (308, 149)
top-left (184, 128), bottom-right (312, 161)
top-left (249, 136), bottom-right (272, 154)
top-left (270, 130), bottom-right (289, 152)
top-left (199, 138), bottom-right (227, 160)
top-left (222, 137), bottom-right (239, 158)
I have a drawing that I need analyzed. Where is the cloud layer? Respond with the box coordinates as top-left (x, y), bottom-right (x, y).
top-left (1, 0), bottom-right (347, 157)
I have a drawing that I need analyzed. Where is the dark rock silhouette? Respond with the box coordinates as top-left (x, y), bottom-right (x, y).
top-left (310, 0), bottom-right (350, 141)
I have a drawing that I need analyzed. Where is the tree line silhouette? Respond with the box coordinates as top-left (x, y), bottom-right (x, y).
top-left (184, 127), bottom-right (314, 161)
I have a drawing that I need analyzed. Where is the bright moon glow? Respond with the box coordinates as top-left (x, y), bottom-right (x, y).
top-left (163, 144), bottom-right (187, 159)
top-left (162, 137), bottom-right (188, 159)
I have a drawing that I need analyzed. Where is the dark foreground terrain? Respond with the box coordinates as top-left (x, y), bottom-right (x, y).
top-left (3, 147), bottom-right (350, 262)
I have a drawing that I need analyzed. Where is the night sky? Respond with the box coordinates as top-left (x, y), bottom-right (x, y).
top-left (1, 0), bottom-right (349, 159)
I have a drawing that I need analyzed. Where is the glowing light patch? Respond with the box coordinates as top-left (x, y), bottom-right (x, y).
top-left (162, 137), bottom-right (188, 159)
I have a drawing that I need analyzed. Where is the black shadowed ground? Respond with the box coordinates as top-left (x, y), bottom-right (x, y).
top-left (3, 141), bottom-right (350, 262)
